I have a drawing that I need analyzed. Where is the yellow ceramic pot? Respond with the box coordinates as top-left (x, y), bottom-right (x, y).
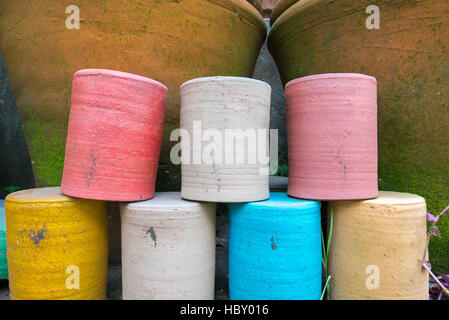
top-left (5, 187), bottom-right (108, 300)
top-left (0, 0), bottom-right (266, 189)
top-left (328, 191), bottom-right (429, 300)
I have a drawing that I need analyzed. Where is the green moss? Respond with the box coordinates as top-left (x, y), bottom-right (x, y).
top-left (25, 119), bottom-right (66, 187)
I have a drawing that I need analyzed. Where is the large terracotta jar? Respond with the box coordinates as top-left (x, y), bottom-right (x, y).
top-left (0, 0), bottom-right (266, 190)
top-left (268, 0), bottom-right (449, 272)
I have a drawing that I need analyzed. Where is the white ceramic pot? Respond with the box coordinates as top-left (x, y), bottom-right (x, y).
top-left (328, 191), bottom-right (429, 300)
top-left (120, 192), bottom-right (216, 300)
top-left (180, 76), bottom-right (271, 203)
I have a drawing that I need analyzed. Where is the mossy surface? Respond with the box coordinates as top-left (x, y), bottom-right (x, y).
top-left (268, 0), bottom-right (449, 272)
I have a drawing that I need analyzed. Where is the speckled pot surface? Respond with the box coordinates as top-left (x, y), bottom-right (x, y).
top-left (329, 191), bottom-right (429, 300)
top-left (286, 73), bottom-right (378, 200)
top-left (61, 69), bottom-right (167, 202)
top-left (180, 76), bottom-right (271, 203)
top-left (120, 192), bottom-right (216, 300)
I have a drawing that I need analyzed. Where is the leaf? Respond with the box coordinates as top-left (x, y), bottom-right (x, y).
top-left (4, 186), bottom-right (20, 193)
top-left (438, 273), bottom-right (449, 287)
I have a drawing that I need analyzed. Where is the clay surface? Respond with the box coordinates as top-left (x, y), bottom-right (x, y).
top-left (5, 187), bottom-right (108, 300)
top-left (120, 192), bottom-right (216, 300)
top-left (328, 191), bottom-right (429, 300)
top-left (270, 0), bottom-right (298, 25)
top-left (180, 77), bottom-right (271, 203)
top-left (286, 73), bottom-right (378, 200)
top-left (61, 69), bottom-right (167, 202)
top-left (228, 192), bottom-right (321, 300)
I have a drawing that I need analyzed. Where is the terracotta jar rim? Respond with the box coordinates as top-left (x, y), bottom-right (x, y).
top-left (180, 76), bottom-right (271, 89)
top-left (74, 69), bottom-right (168, 92)
top-left (285, 73), bottom-right (377, 89)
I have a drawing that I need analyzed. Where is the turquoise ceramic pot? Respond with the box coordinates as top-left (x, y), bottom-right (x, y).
top-left (228, 192), bottom-right (321, 300)
top-left (0, 199), bottom-right (7, 279)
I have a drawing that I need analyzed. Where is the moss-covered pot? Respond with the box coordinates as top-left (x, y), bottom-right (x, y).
top-left (268, 0), bottom-right (449, 272)
top-left (0, 0), bottom-right (266, 190)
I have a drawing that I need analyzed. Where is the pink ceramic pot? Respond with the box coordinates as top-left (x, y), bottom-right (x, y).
top-left (286, 73), bottom-right (378, 200)
top-left (61, 69), bottom-right (167, 201)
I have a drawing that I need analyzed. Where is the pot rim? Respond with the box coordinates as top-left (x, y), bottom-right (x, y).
top-left (121, 192), bottom-right (214, 210)
top-left (180, 76), bottom-right (271, 89)
top-left (270, 0), bottom-right (299, 26)
top-left (212, 0), bottom-right (267, 33)
top-left (4, 187), bottom-right (84, 204)
top-left (74, 69), bottom-right (168, 92)
top-left (285, 73), bottom-right (377, 89)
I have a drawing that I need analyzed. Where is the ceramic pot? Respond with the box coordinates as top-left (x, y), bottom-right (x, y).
top-left (120, 192), bottom-right (216, 300)
top-left (0, 200), bottom-right (6, 279)
top-left (286, 73), bottom-right (378, 200)
top-left (267, 0), bottom-right (449, 271)
top-left (0, 0), bottom-right (266, 189)
top-left (228, 192), bottom-right (322, 300)
top-left (5, 187), bottom-right (108, 300)
top-left (180, 76), bottom-right (271, 203)
top-left (61, 69), bottom-right (167, 202)
top-left (328, 191), bottom-right (429, 300)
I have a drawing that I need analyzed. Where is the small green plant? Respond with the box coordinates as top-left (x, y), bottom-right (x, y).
top-left (321, 209), bottom-right (333, 300)
top-left (4, 186), bottom-right (21, 193)
top-left (271, 153), bottom-right (288, 177)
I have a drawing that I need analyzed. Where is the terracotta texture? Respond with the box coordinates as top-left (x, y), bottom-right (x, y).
top-left (328, 191), bottom-right (429, 300)
top-left (180, 77), bottom-right (271, 203)
top-left (61, 69), bottom-right (167, 202)
top-left (286, 73), bottom-right (378, 200)
top-left (247, 0), bottom-right (263, 13)
top-left (270, 0), bottom-right (298, 25)
top-left (0, 0), bottom-right (266, 189)
top-left (120, 192), bottom-right (216, 300)
top-left (267, 0), bottom-right (449, 271)
top-left (5, 187), bottom-right (108, 300)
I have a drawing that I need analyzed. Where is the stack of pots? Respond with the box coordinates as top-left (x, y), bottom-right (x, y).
top-left (179, 75), bottom-right (323, 300)
top-left (1, 0), bottom-right (268, 300)
top-left (266, 0), bottom-right (433, 300)
top-left (268, 0), bottom-right (449, 273)
top-left (278, 71), bottom-right (428, 300)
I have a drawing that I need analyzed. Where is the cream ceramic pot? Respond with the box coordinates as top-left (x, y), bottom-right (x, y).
top-left (180, 76), bottom-right (271, 203)
top-left (120, 192), bottom-right (216, 300)
top-left (328, 191), bottom-right (429, 300)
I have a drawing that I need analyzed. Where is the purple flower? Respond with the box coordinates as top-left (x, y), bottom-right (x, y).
top-left (427, 212), bottom-right (437, 222)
